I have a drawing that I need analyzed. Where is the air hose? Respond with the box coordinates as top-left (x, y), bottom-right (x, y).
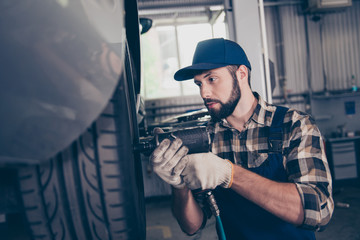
top-left (205, 191), bottom-right (226, 240)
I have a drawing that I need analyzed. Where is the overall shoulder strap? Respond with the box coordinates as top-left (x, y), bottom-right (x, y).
top-left (268, 106), bottom-right (288, 153)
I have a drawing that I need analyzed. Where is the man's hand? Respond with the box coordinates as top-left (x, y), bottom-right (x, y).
top-left (181, 152), bottom-right (233, 190)
top-left (150, 130), bottom-right (189, 189)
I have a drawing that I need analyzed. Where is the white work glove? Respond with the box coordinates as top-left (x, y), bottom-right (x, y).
top-left (181, 152), bottom-right (233, 190)
top-left (150, 130), bottom-right (189, 189)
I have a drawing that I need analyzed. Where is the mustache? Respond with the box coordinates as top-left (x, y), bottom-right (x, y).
top-left (203, 98), bottom-right (222, 105)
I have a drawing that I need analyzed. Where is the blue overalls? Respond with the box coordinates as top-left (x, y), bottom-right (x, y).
top-left (213, 106), bottom-right (315, 240)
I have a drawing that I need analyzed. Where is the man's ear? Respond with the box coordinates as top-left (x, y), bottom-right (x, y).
top-left (236, 65), bottom-right (248, 84)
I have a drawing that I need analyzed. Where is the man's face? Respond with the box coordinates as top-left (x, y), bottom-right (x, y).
top-left (194, 66), bottom-right (241, 122)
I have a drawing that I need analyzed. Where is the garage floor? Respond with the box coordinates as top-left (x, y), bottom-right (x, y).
top-left (146, 184), bottom-right (360, 240)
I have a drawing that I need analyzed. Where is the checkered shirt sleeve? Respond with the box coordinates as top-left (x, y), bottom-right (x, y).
top-left (284, 110), bottom-right (334, 231)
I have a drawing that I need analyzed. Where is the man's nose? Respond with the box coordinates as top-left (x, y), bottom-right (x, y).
top-left (200, 84), bottom-right (211, 99)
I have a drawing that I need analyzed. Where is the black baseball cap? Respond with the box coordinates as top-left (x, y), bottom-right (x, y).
top-left (174, 38), bottom-right (251, 81)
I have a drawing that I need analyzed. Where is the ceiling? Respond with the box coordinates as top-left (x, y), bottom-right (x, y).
top-left (137, 0), bottom-right (225, 25)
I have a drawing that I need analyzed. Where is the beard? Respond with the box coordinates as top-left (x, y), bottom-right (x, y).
top-left (204, 76), bottom-right (241, 122)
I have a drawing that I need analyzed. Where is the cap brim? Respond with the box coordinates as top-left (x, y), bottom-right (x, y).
top-left (174, 63), bottom-right (228, 81)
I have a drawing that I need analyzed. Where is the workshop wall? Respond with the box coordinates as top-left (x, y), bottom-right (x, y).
top-left (265, 2), bottom-right (360, 97)
top-left (311, 93), bottom-right (360, 137)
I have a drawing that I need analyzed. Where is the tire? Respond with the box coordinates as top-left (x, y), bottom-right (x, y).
top-left (17, 44), bottom-right (145, 240)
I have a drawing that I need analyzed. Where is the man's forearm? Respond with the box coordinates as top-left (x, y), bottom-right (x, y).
top-left (171, 187), bottom-right (204, 235)
top-left (231, 164), bottom-right (304, 225)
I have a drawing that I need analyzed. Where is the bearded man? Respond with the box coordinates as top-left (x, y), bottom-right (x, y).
top-left (150, 38), bottom-right (334, 240)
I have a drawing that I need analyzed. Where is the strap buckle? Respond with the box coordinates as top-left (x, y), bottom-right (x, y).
top-left (268, 139), bottom-right (283, 153)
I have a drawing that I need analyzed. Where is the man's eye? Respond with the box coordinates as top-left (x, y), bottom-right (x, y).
top-left (209, 77), bottom-right (216, 82)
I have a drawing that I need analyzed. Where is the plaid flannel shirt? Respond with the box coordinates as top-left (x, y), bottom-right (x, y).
top-left (206, 92), bottom-right (334, 231)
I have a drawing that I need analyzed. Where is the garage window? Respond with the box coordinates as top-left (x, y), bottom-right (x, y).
top-left (140, 14), bottom-right (227, 100)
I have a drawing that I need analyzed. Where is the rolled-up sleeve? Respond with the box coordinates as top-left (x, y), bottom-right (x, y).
top-left (285, 113), bottom-right (334, 231)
